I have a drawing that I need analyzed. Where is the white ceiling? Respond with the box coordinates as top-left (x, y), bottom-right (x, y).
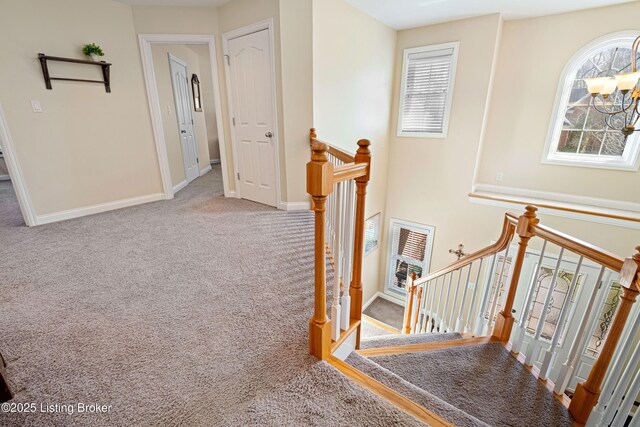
top-left (115, 0), bottom-right (231, 6)
top-left (344, 0), bottom-right (637, 30)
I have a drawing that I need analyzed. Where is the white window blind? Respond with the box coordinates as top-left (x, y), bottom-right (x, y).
top-left (398, 43), bottom-right (458, 137)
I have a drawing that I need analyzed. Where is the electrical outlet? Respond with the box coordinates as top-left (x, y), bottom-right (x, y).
top-left (167, 105), bottom-right (172, 115)
top-left (496, 172), bottom-right (504, 181)
top-left (31, 100), bottom-right (43, 113)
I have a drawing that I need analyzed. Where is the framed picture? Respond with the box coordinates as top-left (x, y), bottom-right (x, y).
top-left (364, 213), bottom-right (381, 256)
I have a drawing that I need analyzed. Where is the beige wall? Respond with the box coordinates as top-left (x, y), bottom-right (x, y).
top-left (478, 2), bottom-right (640, 203)
top-left (381, 14), bottom-right (504, 289)
top-left (0, 0), bottom-right (162, 216)
top-left (151, 44), bottom-right (210, 187)
top-left (312, 0), bottom-right (396, 303)
top-left (188, 45), bottom-right (220, 162)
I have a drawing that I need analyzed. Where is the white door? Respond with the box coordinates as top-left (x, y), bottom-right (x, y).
top-left (227, 29), bottom-right (278, 207)
top-left (169, 54), bottom-right (199, 184)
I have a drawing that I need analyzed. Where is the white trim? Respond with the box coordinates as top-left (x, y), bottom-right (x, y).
top-left (469, 187), bottom-right (640, 230)
top-left (210, 159), bottom-right (221, 165)
top-left (0, 103), bottom-right (37, 226)
top-left (172, 180), bottom-right (188, 194)
top-left (474, 183), bottom-right (640, 213)
top-left (0, 175), bottom-right (10, 181)
top-left (138, 34), bottom-right (230, 199)
top-left (199, 165), bottom-right (212, 176)
top-left (384, 218), bottom-right (436, 297)
top-left (222, 19), bottom-right (282, 209)
top-left (36, 193), bottom-right (164, 226)
top-left (542, 31), bottom-right (640, 171)
top-left (397, 41), bottom-right (459, 139)
top-left (278, 201), bottom-right (311, 211)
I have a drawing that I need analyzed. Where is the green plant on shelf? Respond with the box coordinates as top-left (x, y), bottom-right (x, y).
top-left (82, 43), bottom-right (104, 60)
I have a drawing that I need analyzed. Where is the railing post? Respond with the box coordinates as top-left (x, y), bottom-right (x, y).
top-left (307, 141), bottom-right (334, 360)
top-left (492, 205), bottom-right (538, 343)
top-left (349, 139), bottom-right (371, 349)
top-left (403, 273), bottom-right (417, 334)
top-left (569, 247), bottom-right (640, 424)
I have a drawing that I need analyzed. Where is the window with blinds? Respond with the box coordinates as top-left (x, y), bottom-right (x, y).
top-left (386, 219), bottom-right (435, 295)
top-left (398, 42), bottom-right (459, 137)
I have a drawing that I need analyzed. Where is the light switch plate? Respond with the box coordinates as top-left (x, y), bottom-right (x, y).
top-left (31, 100), bottom-right (43, 113)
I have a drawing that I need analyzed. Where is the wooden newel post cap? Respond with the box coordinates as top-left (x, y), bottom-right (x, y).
top-left (310, 128), bottom-right (317, 142)
top-left (524, 205), bottom-right (538, 218)
top-left (307, 142), bottom-right (334, 197)
top-left (357, 138), bottom-right (371, 155)
top-left (633, 246), bottom-right (640, 263)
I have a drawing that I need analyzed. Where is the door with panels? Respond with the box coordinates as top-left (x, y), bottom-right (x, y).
top-left (226, 29), bottom-right (278, 207)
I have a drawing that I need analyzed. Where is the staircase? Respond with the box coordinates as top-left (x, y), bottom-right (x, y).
top-left (306, 129), bottom-right (640, 426)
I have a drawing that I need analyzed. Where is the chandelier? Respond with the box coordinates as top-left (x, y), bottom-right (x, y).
top-left (584, 36), bottom-right (640, 136)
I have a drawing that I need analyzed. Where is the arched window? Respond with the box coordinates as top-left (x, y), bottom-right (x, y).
top-left (544, 32), bottom-right (640, 170)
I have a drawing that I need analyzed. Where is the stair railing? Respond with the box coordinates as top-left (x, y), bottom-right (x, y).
top-left (403, 205), bottom-right (640, 424)
top-left (307, 128), bottom-right (371, 360)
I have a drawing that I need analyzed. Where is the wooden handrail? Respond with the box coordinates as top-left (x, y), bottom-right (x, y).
top-left (333, 163), bottom-right (368, 183)
top-left (310, 128), bottom-right (356, 164)
top-left (413, 213), bottom-right (518, 286)
top-left (531, 223), bottom-right (624, 272)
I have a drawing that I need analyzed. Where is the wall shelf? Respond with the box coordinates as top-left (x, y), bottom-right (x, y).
top-left (38, 53), bottom-right (112, 93)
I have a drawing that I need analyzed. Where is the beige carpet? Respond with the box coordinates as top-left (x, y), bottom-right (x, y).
top-left (0, 167), bottom-right (424, 426)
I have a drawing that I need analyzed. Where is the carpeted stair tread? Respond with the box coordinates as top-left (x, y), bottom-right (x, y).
top-left (360, 332), bottom-right (462, 349)
top-left (370, 342), bottom-right (573, 427)
top-left (220, 361), bottom-right (428, 426)
top-left (346, 352), bottom-right (489, 427)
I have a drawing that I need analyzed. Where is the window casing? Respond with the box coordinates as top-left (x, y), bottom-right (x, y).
top-left (397, 42), bottom-right (459, 138)
top-left (544, 32), bottom-right (640, 170)
top-left (386, 218), bottom-right (435, 296)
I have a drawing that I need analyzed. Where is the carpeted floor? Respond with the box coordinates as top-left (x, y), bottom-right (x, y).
top-left (370, 342), bottom-right (574, 427)
top-left (363, 297), bottom-right (404, 331)
top-left (0, 167), bottom-right (425, 426)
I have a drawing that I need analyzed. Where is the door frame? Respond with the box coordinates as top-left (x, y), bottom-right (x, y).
top-left (222, 19), bottom-right (282, 207)
top-left (0, 103), bottom-right (37, 226)
top-left (138, 34), bottom-right (229, 199)
top-left (168, 53), bottom-right (199, 185)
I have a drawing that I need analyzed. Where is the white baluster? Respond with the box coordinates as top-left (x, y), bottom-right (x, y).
top-left (525, 248), bottom-right (564, 367)
top-left (440, 273), bottom-right (454, 332)
top-left (589, 308), bottom-right (640, 426)
top-left (435, 275), bottom-right (445, 333)
top-left (474, 254), bottom-right (498, 337)
top-left (539, 256), bottom-right (584, 380)
top-left (488, 245), bottom-right (513, 333)
top-left (554, 266), bottom-right (606, 395)
top-left (611, 363), bottom-right (640, 427)
top-left (628, 410), bottom-right (640, 427)
top-left (455, 264), bottom-right (473, 333)
top-left (448, 268), bottom-right (463, 331)
top-left (417, 282), bottom-right (428, 333)
top-left (330, 182), bottom-right (342, 340)
top-left (340, 180), bottom-right (354, 330)
top-left (426, 277), bottom-right (438, 333)
top-left (465, 258), bottom-right (483, 333)
top-left (511, 241), bottom-right (548, 355)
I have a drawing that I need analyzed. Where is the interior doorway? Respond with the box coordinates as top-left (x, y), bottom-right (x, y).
top-left (139, 35), bottom-right (228, 199)
top-left (223, 20), bottom-right (281, 208)
top-left (0, 144), bottom-right (24, 227)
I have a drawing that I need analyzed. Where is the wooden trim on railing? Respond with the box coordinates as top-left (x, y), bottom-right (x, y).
top-left (468, 192), bottom-right (640, 224)
top-left (357, 336), bottom-right (498, 357)
top-left (333, 163), bottom-right (368, 183)
top-left (414, 214), bottom-right (518, 286)
top-left (531, 223), bottom-right (625, 272)
top-left (328, 356), bottom-right (454, 427)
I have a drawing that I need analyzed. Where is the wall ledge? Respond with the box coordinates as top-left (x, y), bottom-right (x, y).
top-left (469, 184), bottom-right (640, 230)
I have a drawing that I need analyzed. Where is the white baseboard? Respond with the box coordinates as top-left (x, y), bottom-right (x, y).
top-left (199, 165), bottom-right (212, 176)
top-left (226, 190), bottom-right (239, 199)
top-left (362, 291), bottom-right (405, 310)
top-left (210, 159), bottom-right (221, 165)
top-left (0, 174), bottom-right (9, 181)
top-left (36, 193), bottom-right (164, 226)
top-left (172, 180), bottom-right (188, 194)
top-left (278, 201), bottom-right (311, 211)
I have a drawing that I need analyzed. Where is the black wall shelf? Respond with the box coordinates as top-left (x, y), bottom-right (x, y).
top-left (38, 53), bottom-right (112, 93)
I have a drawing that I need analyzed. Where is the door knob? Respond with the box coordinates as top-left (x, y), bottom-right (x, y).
top-left (265, 132), bottom-right (273, 138)
top-left (181, 130), bottom-right (186, 134)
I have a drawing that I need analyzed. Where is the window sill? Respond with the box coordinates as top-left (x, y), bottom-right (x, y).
top-left (541, 155), bottom-right (640, 172)
top-left (469, 187), bottom-right (640, 230)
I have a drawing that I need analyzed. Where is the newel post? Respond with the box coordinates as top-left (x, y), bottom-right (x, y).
top-left (493, 205), bottom-right (538, 343)
top-left (569, 246), bottom-right (640, 424)
top-left (307, 141), bottom-right (334, 360)
top-left (402, 273), bottom-right (417, 335)
top-left (349, 139), bottom-right (371, 349)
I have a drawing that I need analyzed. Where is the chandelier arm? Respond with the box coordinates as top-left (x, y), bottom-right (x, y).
top-left (632, 35), bottom-right (640, 72)
top-left (591, 97), bottom-right (625, 115)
